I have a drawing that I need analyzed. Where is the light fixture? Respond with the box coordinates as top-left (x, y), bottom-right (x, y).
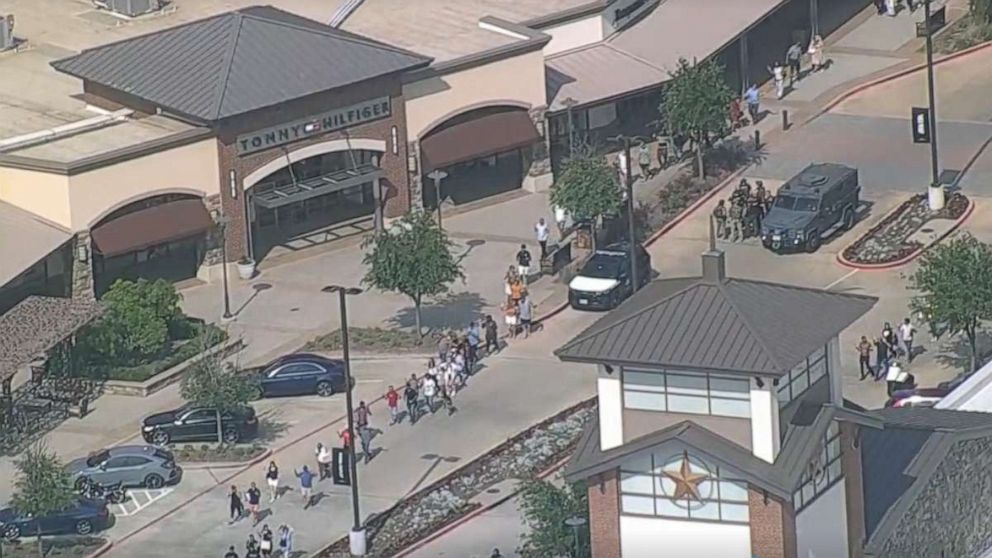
top-left (407, 153), bottom-right (418, 174)
top-left (603, 364), bottom-right (614, 375)
top-left (755, 377), bottom-right (765, 388)
top-left (229, 169), bottom-right (238, 199)
top-left (772, 378), bottom-right (779, 387)
top-left (390, 126), bottom-right (399, 155)
top-left (76, 243), bottom-right (89, 263)
top-left (536, 119), bottom-right (546, 138)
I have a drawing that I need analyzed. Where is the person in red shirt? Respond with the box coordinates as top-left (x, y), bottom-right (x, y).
top-left (339, 428), bottom-right (351, 450)
top-left (385, 385), bottom-right (400, 425)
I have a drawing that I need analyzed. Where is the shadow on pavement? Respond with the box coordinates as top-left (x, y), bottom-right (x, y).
top-left (387, 291), bottom-right (488, 332)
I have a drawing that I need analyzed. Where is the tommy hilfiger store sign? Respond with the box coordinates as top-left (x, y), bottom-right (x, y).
top-left (236, 97), bottom-right (391, 155)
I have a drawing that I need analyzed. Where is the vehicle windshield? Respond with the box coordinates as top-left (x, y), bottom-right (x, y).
top-left (580, 256), bottom-right (624, 279)
top-left (773, 195), bottom-right (818, 212)
top-left (85, 451), bottom-right (111, 468)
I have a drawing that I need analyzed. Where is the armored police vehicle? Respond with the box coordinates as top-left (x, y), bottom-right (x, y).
top-left (760, 163), bottom-right (859, 253)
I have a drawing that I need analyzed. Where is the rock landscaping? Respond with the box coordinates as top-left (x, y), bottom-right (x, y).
top-left (2, 536), bottom-right (106, 557)
top-left (842, 192), bottom-right (970, 266)
top-left (316, 399), bottom-right (596, 558)
top-left (173, 443), bottom-right (267, 464)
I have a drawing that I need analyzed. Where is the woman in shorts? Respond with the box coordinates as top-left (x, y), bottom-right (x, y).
top-left (265, 461), bottom-right (279, 503)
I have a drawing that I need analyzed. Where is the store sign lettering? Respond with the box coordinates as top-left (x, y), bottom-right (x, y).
top-left (610, 0), bottom-right (656, 29)
top-left (237, 97), bottom-right (391, 155)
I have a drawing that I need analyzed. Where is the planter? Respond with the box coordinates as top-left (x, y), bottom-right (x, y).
top-left (236, 259), bottom-right (256, 280)
top-left (102, 338), bottom-right (245, 397)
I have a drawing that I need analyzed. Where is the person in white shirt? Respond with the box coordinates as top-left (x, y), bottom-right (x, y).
top-left (535, 218), bottom-right (551, 260)
top-left (421, 373), bottom-right (438, 413)
top-left (899, 318), bottom-right (916, 362)
top-left (315, 443), bottom-right (332, 480)
top-left (553, 206), bottom-right (568, 235)
top-left (770, 61), bottom-right (786, 99)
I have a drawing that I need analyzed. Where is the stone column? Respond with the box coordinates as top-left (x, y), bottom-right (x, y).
top-left (196, 194), bottom-right (230, 284)
top-left (372, 177), bottom-right (384, 231)
top-left (70, 232), bottom-right (95, 300)
top-left (523, 105), bottom-right (554, 193)
top-left (407, 141), bottom-right (424, 212)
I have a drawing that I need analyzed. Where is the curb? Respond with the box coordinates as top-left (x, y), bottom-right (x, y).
top-left (809, 39), bottom-right (992, 124)
top-left (836, 196), bottom-right (975, 270)
top-left (178, 447), bottom-right (273, 471)
top-left (393, 452), bottom-right (575, 558)
top-left (86, 541), bottom-right (114, 558)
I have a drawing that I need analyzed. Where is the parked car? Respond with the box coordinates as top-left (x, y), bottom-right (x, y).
top-left (568, 242), bottom-right (651, 310)
top-left (761, 163), bottom-right (860, 253)
top-left (67, 445), bottom-right (182, 490)
top-left (141, 405), bottom-right (258, 445)
top-left (885, 374), bottom-right (970, 408)
top-left (0, 498), bottom-right (111, 541)
top-left (251, 353), bottom-right (347, 398)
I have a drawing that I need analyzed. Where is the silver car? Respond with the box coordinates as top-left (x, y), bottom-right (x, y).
top-left (66, 445), bottom-right (182, 489)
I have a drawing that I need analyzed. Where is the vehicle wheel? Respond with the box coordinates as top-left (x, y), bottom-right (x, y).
top-left (316, 381), bottom-right (334, 397)
top-left (610, 290), bottom-right (622, 309)
top-left (222, 428), bottom-right (240, 444)
top-left (75, 519), bottom-right (93, 535)
top-left (842, 208), bottom-right (855, 230)
top-left (2, 523), bottom-right (20, 541)
top-left (144, 473), bottom-right (164, 489)
top-left (74, 476), bottom-right (89, 491)
top-left (806, 231), bottom-right (821, 253)
top-left (151, 430), bottom-right (170, 446)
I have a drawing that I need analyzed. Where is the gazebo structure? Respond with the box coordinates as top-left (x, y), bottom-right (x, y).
top-left (0, 296), bottom-right (105, 438)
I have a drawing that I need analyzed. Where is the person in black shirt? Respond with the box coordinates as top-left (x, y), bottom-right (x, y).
top-left (229, 485), bottom-right (244, 523)
top-left (245, 535), bottom-right (261, 558)
top-left (246, 482), bottom-right (262, 525)
top-left (484, 314), bottom-right (499, 355)
top-left (259, 524), bottom-right (273, 558)
top-left (224, 546), bottom-right (239, 558)
top-left (404, 377), bottom-right (419, 425)
top-left (516, 244), bottom-right (532, 285)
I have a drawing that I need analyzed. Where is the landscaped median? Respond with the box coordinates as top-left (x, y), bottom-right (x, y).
top-left (173, 443), bottom-right (269, 469)
top-left (0, 536), bottom-right (108, 558)
top-left (304, 327), bottom-right (429, 355)
top-left (314, 398), bottom-right (596, 558)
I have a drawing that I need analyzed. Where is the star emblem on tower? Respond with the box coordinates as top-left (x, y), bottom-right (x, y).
top-left (663, 451), bottom-right (709, 501)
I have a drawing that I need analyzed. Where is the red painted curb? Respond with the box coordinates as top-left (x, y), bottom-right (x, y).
top-left (811, 39), bottom-right (992, 123)
top-left (836, 196), bottom-right (975, 270)
top-left (393, 452), bottom-right (575, 558)
top-left (179, 447), bottom-right (273, 471)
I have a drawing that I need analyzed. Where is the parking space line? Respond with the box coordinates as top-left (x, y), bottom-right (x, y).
top-left (824, 269), bottom-right (859, 290)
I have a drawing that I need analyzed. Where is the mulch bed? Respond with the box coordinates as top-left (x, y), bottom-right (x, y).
top-left (842, 192), bottom-right (969, 265)
top-left (315, 398), bottom-right (596, 558)
top-left (173, 443), bottom-right (267, 463)
top-left (304, 327), bottom-right (427, 354)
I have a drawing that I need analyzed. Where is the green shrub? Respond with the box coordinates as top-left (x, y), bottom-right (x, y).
top-left (83, 323), bottom-right (226, 382)
top-left (78, 279), bottom-right (182, 366)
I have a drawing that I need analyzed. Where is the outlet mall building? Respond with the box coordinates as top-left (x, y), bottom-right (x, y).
top-left (0, 0), bottom-right (865, 310)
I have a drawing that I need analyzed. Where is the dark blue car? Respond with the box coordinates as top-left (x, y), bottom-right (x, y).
top-left (252, 353), bottom-right (347, 399)
top-left (0, 498), bottom-right (111, 541)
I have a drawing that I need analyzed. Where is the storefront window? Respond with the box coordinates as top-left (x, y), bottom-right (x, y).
top-left (623, 369), bottom-right (750, 418)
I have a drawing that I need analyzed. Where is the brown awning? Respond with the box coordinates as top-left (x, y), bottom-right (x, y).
top-left (91, 198), bottom-right (212, 257)
top-left (420, 110), bottom-right (541, 170)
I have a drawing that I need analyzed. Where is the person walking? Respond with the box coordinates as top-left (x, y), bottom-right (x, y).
top-left (885, 0), bottom-right (896, 16)
top-left (404, 374), bottom-right (420, 424)
top-left (229, 485), bottom-right (245, 524)
top-left (277, 524), bottom-right (294, 558)
top-left (509, 276), bottom-right (525, 305)
top-left (856, 336), bottom-right (873, 380)
top-left (553, 205), bottom-right (569, 235)
top-left (809, 35), bottom-right (825, 72)
top-left (728, 199), bottom-right (744, 242)
top-left (259, 525), bottom-right (274, 558)
top-left (873, 336), bottom-right (889, 381)
top-left (264, 461), bottom-right (279, 503)
top-left (422, 372), bottom-right (438, 414)
top-left (358, 423), bottom-right (374, 464)
top-left (535, 218), bottom-right (551, 260)
top-left (293, 466), bottom-right (315, 509)
top-left (637, 142), bottom-right (652, 180)
top-left (467, 320), bottom-right (481, 368)
top-left (491, 549), bottom-right (503, 558)
top-left (881, 322), bottom-right (898, 361)
top-left (316, 443), bottom-right (332, 481)
top-left (503, 298), bottom-right (519, 339)
top-left (437, 333), bottom-right (451, 362)
top-left (899, 318), bottom-right (917, 362)
top-left (355, 400), bottom-right (371, 435)
top-left (744, 84), bottom-right (760, 123)
top-left (770, 61), bottom-right (786, 99)
top-left (225, 546), bottom-right (240, 558)
top-left (245, 534), bottom-right (261, 558)
top-left (484, 314), bottom-right (499, 355)
top-left (712, 200), bottom-right (728, 239)
top-left (339, 427), bottom-right (352, 451)
top-left (246, 482), bottom-right (262, 525)
top-left (385, 385), bottom-right (400, 425)
top-left (518, 294), bottom-right (534, 339)
top-left (516, 244), bottom-right (533, 284)
top-left (786, 42), bottom-right (803, 85)
top-left (874, 0), bottom-right (886, 14)
top-left (503, 265), bottom-right (518, 300)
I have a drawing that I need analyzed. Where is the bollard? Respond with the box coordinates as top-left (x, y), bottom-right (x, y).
top-left (753, 129), bottom-right (761, 151)
top-left (782, 109), bottom-right (790, 131)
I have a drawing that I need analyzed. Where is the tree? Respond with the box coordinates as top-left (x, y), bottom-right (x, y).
top-left (361, 210), bottom-right (464, 337)
top-left (180, 330), bottom-right (256, 444)
top-left (662, 57), bottom-right (735, 178)
top-left (908, 232), bottom-right (992, 372)
top-left (549, 154), bottom-right (623, 248)
top-left (11, 443), bottom-right (77, 557)
top-left (80, 278), bottom-right (182, 365)
top-left (973, 0), bottom-right (992, 23)
top-left (517, 479), bottom-right (590, 558)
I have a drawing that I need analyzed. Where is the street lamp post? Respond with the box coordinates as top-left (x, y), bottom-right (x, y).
top-left (609, 134), bottom-right (649, 293)
top-left (322, 285), bottom-right (365, 556)
top-left (923, 0), bottom-right (944, 210)
top-left (564, 516), bottom-right (587, 558)
top-left (426, 169), bottom-right (448, 229)
top-left (211, 210), bottom-right (234, 321)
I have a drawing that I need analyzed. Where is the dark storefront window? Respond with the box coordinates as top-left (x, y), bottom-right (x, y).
top-left (0, 245), bottom-right (73, 313)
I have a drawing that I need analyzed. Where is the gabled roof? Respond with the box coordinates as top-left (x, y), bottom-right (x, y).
top-left (51, 6), bottom-right (431, 122)
top-left (555, 276), bottom-right (876, 377)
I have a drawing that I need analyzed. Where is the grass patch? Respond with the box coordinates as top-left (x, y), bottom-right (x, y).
top-left (305, 327), bottom-right (425, 353)
top-left (935, 12), bottom-right (992, 54)
top-left (2, 536), bottom-right (106, 557)
top-left (174, 443), bottom-right (267, 463)
top-left (83, 321), bottom-right (227, 382)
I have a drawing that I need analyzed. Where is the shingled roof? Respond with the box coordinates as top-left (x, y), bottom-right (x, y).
top-left (51, 6), bottom-right (432, 122)
top-left (555, 274), bottom-right (876, 377)
top-left (0, 296), bottom-right (105, 382)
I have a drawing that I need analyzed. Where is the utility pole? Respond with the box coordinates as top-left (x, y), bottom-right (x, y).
top-left (924, 0), bottom-right (944, 210)
top-left (426, 169), bottom-right (448, 229)
top-left (609, 135), bottom-right (641, 292)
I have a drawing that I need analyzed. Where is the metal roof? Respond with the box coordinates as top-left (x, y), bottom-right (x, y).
top-left (866, 407), bottom-right (992, 432)
top-left (555, 276), bottom-right (877, 377)
top-left (51, 6), bottom-right (431, 122)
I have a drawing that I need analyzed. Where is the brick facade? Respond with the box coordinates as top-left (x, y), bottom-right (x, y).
top-left (748, 488), bottom-right (797, 558)
top-left (587, 468), bottom-right (622, 558)
top-left (212, 76), bottom-right (410, 262)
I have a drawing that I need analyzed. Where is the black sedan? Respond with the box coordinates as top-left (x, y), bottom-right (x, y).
top-left (0, 499), bottom-right (111, 541)
top-left (251, 353), bottom-right (347, 399)
top-left (141, 405), bottom-right (258, 445)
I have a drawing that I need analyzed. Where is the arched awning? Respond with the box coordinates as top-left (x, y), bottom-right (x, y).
top-left (420, 110), bottom-right (541, 171)
top-left (90, 198), bottom-right (212, 257)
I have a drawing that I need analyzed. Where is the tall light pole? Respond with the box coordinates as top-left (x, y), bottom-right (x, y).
top-left (211, 209), bottom-right (234, 321)
top-left (609, 134), bottom-right (650, 293)
top-left (564, 516), bottom-right (587, 558)
top-left (322, 285), bottom-right (365, 556)
top-left (426, 169), bottom-right (448, 229)
top-left (923, 0), bottom-right (944, 211)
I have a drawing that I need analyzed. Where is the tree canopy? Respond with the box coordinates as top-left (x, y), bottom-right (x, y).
top-left (180, 331), bottom-right (255, 442)
top-left (551, 154), bottom-right (623, 249)
top-left (517, 479), bottom-right (590, 558)
top-left (79, 278), bottom-right (182, 365)
top-left (362, 210), bottom-right (464, 336)
top-left (12, 443), bottom-right (77, 555)
top-left (973, 0), bottom-right (992, 23)
top-left (662, 57), bottom-right (735, 178)
top-left (908, 232), bottom-right (992, 371)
